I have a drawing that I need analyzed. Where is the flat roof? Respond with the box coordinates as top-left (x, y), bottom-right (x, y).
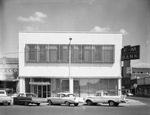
top-left (19, 31), bottom-right (122, 34)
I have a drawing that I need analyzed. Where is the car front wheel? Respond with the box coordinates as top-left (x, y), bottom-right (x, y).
top-left (74, 103), bottom-right (79, 106)
top-left (48, 100), bottom-right (53, 105)
top-left (115, 103), bottom-right (119, 106)
top-left (37, 103), bottom-right (40, 106)
top-left (25, 102), bottom-right (29, 106)
top-left (65, 101), bottom-right (70, 106)
top-left (109, 101), bottom-right (115, 106)
top-left (86, 100), bottom-right (93, 105)
top-left (3, 101), bottom-right (8, 106)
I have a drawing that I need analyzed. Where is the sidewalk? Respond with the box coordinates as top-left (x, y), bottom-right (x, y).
top-left (127, 96), bottom-right (150, 101)
top-left (123, 96), bottom-right (150, 105)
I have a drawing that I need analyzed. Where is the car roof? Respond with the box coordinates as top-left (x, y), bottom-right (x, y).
top-left (57, 92), bottom-right (73, 95)
top-left (19, 93), bottom-right (35, 95)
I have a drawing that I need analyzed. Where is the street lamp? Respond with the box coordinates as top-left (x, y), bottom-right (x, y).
top-left (69, 38), bottom-right (73, 93)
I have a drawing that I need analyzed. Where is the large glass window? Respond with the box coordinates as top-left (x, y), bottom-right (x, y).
top-left (52, 78), bottom-right (69, 96)
top-left (82, 45), bottom-right (92, 63)
top-left (25, 44), bottom-right (115, 64)
top-left (49, 45), bottom-right (59, 63)
top-left (74, 78), bottom-right (118, 97)
top-left (93, 45), bottom-right (103, 63)
top-left (38, 45), bottom-right (49, 63)
top-left (103, 45), bottom-right (114, 63)
top-left (71, 45), bottom-right (82, 63)
top-left (60, 45), bottom-right (69, 62)
top-left (25, 44), bottom-right (37, 63)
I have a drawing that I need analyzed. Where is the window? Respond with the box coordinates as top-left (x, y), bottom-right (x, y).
top-left (93, 45), bottom-right (103, 63)
top-left (25, 44), bottom-right (115, 64)
top-left (38, 45), bottom-right (49, 63)
top-left (60, 45), bottom-right (69, 62)
top-left (61, 80), bottom-right (69, 92)
top-left (25, 44), bottom-right (37, 63)
top-left (82, 45), bottom-right (92, 63)
top-left (71, 45), bottom-right (82, 63)
top-left (49, 45), bottom-right (59, 63)
top-left (0, 91), bottom-right (5, 94)
top-left (74, 78), bottom-right (118, 97)
top-left (103, 45), bottom-right (114, 63)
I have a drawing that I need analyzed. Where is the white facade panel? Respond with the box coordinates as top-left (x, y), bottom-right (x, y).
top-left (19, 32), bottom-right (122, 78)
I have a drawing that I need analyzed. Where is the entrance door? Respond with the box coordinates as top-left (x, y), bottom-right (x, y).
top-left (31, 84), bottom-right (51, 98)
top-left (38, 85), bottom-right (42, 98)
top-left (36, 85), bottom-right (51, 98)
top-left (43, 86), bottom-right (46, 98)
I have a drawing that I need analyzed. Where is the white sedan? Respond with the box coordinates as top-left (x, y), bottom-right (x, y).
top-left (47, 92), bottom-right (84, 106)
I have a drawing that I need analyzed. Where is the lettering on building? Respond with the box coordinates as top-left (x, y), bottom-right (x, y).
top-left (121, 45), bottom-right (140, 61)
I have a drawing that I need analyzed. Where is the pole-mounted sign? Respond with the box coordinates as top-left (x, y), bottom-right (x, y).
top-left (121, 45), bottom-right (140, 61)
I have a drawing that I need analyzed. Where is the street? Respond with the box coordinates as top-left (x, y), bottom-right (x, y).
top-left (0, 98), bottom-right (150, 115)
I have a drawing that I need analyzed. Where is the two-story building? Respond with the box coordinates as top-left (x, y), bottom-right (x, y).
top-left (0, 57), bottom-right (19, 94)
top-left (19, 32), bottom-right (122, 98)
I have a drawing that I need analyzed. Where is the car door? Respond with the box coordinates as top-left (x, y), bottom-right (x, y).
top-left (57, 94), bottom-right (66, 104)
top-left (50, 94), bottom-right (63, 104)
top-left (93, 93), bottom-right (105, 103)
top-left (14, 94), bottom-right (25, 105)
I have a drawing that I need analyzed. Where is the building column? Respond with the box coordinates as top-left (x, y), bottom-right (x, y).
top-left (69, 78), bottom-right (73, 94)
top-left (118, 78), bottom-right (122, 96)
top-left (19, 77), bottom-right (25, 93)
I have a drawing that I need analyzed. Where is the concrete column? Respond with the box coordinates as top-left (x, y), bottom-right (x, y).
top-left (69, 78), bottom-right (73, 94)
top-left (19, 77), bottom-right (25, 93)
top-left (118, 78), bottom-right (121, 96)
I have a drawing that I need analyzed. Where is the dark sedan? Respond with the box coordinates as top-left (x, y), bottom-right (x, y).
top-left (13, 93), bottom-right (41, 106)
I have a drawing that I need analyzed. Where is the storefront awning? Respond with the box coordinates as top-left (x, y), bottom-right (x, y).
top-left (29, 82), bottom-right (51, 85)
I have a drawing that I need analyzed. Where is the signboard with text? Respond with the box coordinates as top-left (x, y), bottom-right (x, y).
top-left (121, 45), bottom-right (140, 61)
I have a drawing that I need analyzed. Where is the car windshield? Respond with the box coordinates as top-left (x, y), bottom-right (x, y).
top-left (67, 94), bottom-right (75, 97)
top-left (26, 93), bottom-right (37, 97)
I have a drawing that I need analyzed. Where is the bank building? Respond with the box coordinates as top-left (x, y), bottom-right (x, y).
top-left (18, 32), bottom-right (122, 98)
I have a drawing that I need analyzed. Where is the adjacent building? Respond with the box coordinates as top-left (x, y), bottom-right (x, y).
top-left (131, 68), bottom-right (150, 97)
top-left (0, 57), bottom-right (19, 94)
top-left (19, 32), bottom-right (122, 98)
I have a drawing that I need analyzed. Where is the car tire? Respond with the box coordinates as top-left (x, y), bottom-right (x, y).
top-left (3, 101), bottom-right (8, 106)
top-left (37, 103), bottom-right (40, 106)
top-left (86, 100), bottom-right (92, 105)
top-left (25, 102), bottom-right (29, 106)
top-left (109, 101), bottom-right (115, 106)
top-left (74, 103), bottom-right (79, 106)
top-left (115, 103), bottom-right (119, 106)
top-left (65, 101), bottom-right (70, 106)
top-left (48, 100), bottom-right (53, 105)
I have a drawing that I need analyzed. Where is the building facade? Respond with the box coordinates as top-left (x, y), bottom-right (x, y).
top-left (0, 57), bottom-right (19, 94)
top-left (131, 68), bottom-right (150, 97)
top-left (19, 32), bottom-right (122, 98)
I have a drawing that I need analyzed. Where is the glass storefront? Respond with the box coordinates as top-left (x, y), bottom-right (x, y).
top-left (74, 78), bottom-right (118, 97)
top-left (25, 78), bottom-right (118, 98)
top-left (25, 78), bottom-right (51, 98)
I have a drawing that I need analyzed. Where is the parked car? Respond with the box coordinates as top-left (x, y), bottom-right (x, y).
top-left (13, 93), bottom-right (42, 106)
top-left (0, 90), bottom-right (12, 105)
top-left (126, 92), bottom-right (133, 97)
top-left (47, 92), bottom-right (84, 106)
top-left (84, 90), bottom-right (126, 106)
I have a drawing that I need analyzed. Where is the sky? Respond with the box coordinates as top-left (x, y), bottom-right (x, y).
top-left (0, 0), bottom-right (150, 68)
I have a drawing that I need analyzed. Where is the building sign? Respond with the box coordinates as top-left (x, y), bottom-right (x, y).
top-left (121, 45), bottom-right (140, 61)
top-left (0, 58), bottom-right (18, 64)
top-left (126, 67), bottom-right (132, 74)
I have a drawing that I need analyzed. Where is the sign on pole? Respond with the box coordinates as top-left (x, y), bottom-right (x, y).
top-left (121, 45), bottom-right (140, 61)
top-left (126, 67), bottom-right (132, 74)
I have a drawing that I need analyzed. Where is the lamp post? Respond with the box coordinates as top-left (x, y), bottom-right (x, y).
top-left (69, 38), bottom-right (73, 93)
